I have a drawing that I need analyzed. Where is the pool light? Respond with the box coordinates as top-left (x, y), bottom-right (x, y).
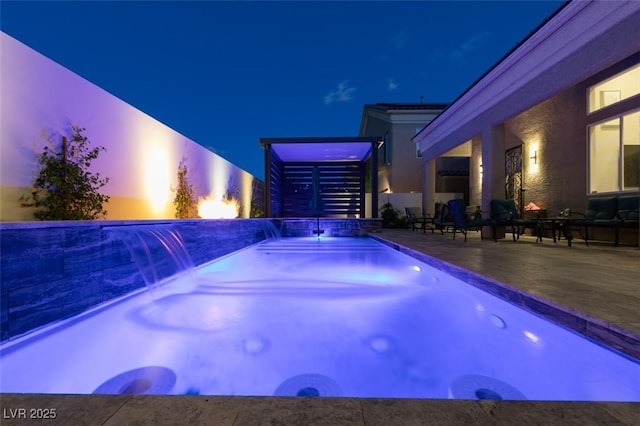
top-left (412, 265), bottom-right (422, 272)
top-left (524, 330), bottom-right (540, 343)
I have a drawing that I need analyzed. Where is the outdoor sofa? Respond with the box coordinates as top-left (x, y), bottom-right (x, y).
top-left (571, 195), bottom-right (639, 246)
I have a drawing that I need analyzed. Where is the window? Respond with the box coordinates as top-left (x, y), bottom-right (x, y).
top-left (380, 133), bottom-right (391, 165)
top-left (415, 126), bottom-right (423, 158)
top-left (588, 64), bottom-right (640, 113)
top-left (588, 110), bottom-right (640, 193)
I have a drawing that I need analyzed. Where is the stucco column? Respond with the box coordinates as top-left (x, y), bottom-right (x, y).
top-left (470, 135), bottom-right (483, 207)
top-left (481, 124), bottom-right (506, 238)
top-left (422, 156), bottom-right (437, 217)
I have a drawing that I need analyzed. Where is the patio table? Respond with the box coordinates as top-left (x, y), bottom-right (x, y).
top-left (418, 216), bottom-right (436, 234)
top-left (533, 217), bottom-right (574, 246)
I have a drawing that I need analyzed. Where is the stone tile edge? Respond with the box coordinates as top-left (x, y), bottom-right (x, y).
top-left (1, 394), bottom-right (639, 426)
top-left (370, 235), bottom-right (640, 362)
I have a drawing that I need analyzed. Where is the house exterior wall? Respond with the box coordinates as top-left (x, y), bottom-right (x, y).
top-left (360, 106), bottom-right (446, 194)
top-left (505, 84), bottom-right (588, 215)
top-left (390, 124), bottom-right (423, 193)
top-left (359, 115), bottom-right (390, 192)
top-left (0, 32), bottom-right (261, 221)
top-left (391, 123), bottom-right (424, 192)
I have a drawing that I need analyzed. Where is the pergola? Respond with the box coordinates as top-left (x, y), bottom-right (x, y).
top-left (260, 137), bottom-right (382, 218)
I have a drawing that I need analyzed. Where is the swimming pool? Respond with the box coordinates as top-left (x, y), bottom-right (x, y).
top-left (1, 237), bottom-right (639, 401)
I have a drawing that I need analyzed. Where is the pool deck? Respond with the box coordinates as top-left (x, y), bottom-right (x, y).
top-left (2, 230), bottom-right (639, 425)
top-left (371, 229), bottom-right (640, 359)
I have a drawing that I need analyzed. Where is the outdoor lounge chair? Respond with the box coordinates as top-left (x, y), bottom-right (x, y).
top-left (447, 198), bottom-right (490, 242)
top-left (490, 199), bottom-right (538, 242)
top-left (433, 202), bottom-right (454, 234)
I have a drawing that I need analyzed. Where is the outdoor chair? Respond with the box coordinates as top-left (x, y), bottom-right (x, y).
top-left (447, 199), bottom-right (490, 242)
top-left (405, 207), bottom-right (429, 232)
top-left (433, 202), bottom-right (454, 234)
top-left (489, 199), bottom-right (538, 242)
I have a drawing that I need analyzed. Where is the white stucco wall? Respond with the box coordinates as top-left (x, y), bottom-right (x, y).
top-left (0, 32), bottom-right (258, 221)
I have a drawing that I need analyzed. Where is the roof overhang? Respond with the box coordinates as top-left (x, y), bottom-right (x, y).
top-left (359, 103), bottom-right (448, 134)
top-left (260, 137), bottom-right (382, 162)
top-left (414, 0), bottom-right (640, 159)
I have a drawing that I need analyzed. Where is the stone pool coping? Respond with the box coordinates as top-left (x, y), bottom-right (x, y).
top-left (0, 394), bottom-right (639, 425)
top-left (369, 234), bottom-right (640, 361)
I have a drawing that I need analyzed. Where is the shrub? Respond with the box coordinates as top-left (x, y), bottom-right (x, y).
top-left (20, 126), bottom-right (110, 220)
top-left (173, 160), bottom-right (198, 218)
top-left (380, 201), bottom-right (400, 227)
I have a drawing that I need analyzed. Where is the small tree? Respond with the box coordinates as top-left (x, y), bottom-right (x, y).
top-left (20, 126), bottom-right (110, 220)
top-left (173, 160), bottom-right (198, 218)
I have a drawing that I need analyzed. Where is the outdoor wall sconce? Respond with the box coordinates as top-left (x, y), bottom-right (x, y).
top-left (530, 150), bottom-right (538, 165)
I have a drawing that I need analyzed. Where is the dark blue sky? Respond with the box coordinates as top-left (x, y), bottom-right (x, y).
top-left (1, 1), bottom-right (563, 178)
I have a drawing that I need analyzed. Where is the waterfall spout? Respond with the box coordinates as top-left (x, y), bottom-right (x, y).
top-left (260, 220), bottom-right (282, 240)
top-left (104, 224), bottom-right (194, 297)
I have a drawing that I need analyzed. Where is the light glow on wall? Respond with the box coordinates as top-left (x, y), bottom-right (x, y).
top-left (241, 173), bottom-right (253, 218)
top-left (528, 141), bottom-right (539, 174)
top-left (145, 146), bottom-right (172, 214)
top-left (210, 158), bottom-right (231, 201)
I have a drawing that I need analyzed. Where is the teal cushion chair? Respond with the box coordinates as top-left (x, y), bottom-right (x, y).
top-left (616, 195), bottom-right (639, 222)
top-left (582, 197), bottom-right (618, 221)
top-left (614, 195), bottom-right (638, 246)
top-left (572, 197), bottom-right (619, 246)
top-left (433, 202), bottom-right (454, 234)
top-left (490, 199), bottom-right (538, 242)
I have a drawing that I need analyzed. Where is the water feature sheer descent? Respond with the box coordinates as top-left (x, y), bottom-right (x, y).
top-left (260, 220), bottom-right (282, 240)
top-left (104, 224), bottom-right (194, 297)
top-left (105, 221), bottom-right (281, 297)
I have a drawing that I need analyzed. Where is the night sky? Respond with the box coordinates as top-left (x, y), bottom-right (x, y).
top-left (0, 1), bottom-right (563, 179)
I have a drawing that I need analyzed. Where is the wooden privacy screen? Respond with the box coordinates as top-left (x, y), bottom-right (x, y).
top-left (273, 162), bottom-right (365, 217)
top-left (268, 153), bottom-right (284, 217)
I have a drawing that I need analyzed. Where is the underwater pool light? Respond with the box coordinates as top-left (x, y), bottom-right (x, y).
top-left (524, 330), bottom-right (540, 343)
top-left (412, 265), bottom-right (422, 272)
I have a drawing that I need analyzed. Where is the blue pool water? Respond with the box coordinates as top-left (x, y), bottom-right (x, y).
top-left (1, 237), bottom-right (639, 401)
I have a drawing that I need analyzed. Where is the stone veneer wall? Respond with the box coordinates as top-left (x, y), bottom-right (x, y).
top-left (280, 218), bottom-right (382, 237)
top-left (0, 218), bottom-right (382, 342)
top-left (0, 219), bottom-right (279, 342)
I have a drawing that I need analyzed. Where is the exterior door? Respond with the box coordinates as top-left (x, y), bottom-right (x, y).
top-left (505, 146), bottom-right (523, 215)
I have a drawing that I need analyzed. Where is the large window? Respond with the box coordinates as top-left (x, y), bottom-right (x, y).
top-left (588, 110), bottom-right (640, 194)
top-left (588, 64), bottom-right (640, 113)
